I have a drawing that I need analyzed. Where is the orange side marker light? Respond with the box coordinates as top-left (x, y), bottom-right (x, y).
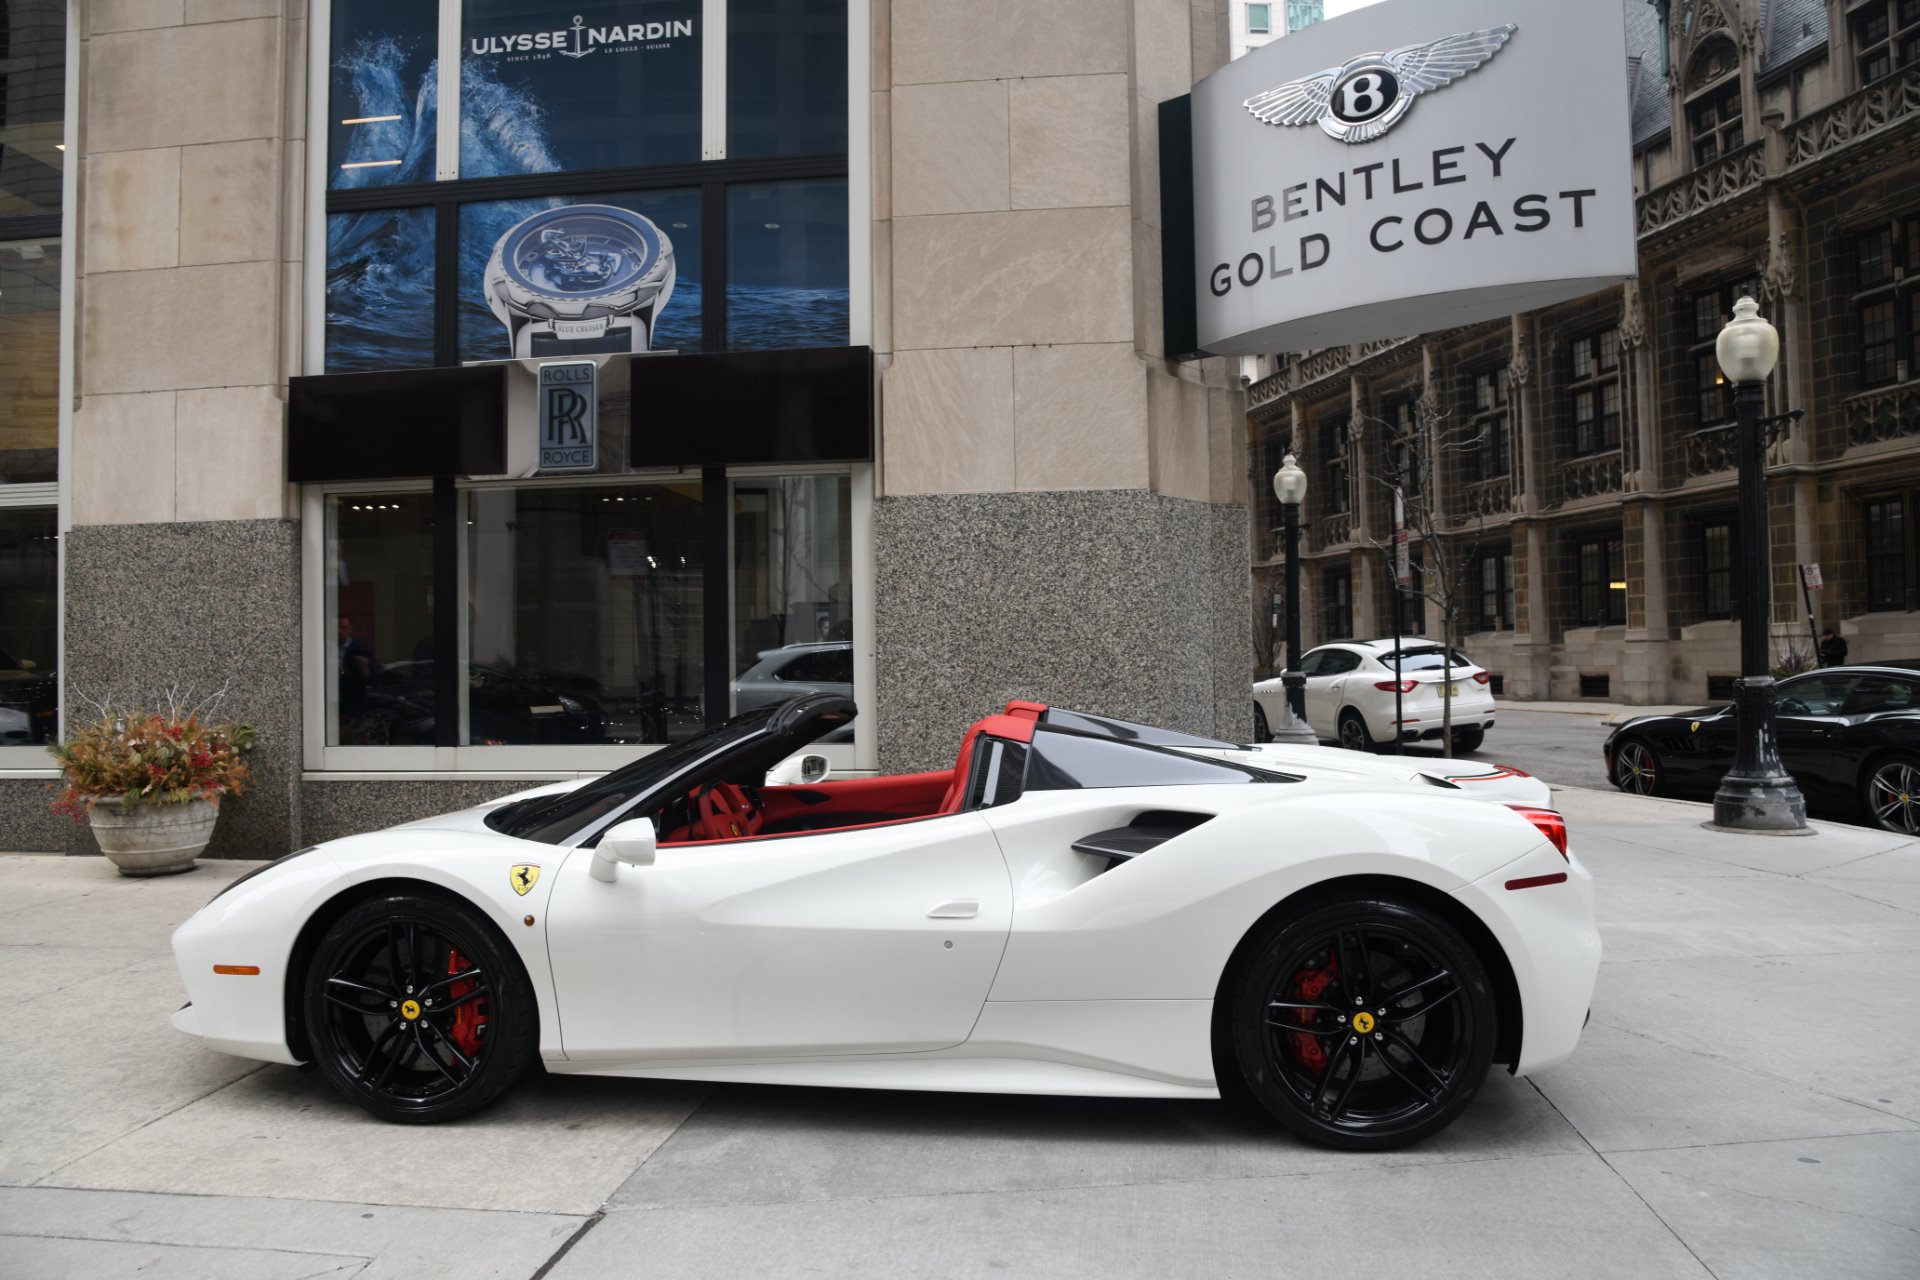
top-left (212, 964), bottom-right (261, 976)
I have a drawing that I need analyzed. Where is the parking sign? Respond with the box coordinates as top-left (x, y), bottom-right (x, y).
top-left (538, 361), bottom-right (598, 472)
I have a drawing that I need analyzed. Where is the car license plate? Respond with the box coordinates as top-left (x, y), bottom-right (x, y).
top-left (1447, 684), bottom-right (1458, 698)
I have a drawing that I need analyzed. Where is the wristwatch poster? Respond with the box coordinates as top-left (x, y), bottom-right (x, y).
top-left (485, 204), bottom-right (677, 357)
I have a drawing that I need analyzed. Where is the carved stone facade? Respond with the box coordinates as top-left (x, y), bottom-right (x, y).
top-left (1246, 10), bottom-right (1920, 705)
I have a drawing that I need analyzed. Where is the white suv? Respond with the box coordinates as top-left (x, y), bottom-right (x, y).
top-left (1254, 638), bottom-right (1498, 753)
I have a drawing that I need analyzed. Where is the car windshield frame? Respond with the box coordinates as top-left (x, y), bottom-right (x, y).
top-left (486, 695), bottom-right (854, 847)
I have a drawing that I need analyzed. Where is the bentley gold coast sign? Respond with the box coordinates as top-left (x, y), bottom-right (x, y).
top-left (1189, 0), bottom-right (1635, 355)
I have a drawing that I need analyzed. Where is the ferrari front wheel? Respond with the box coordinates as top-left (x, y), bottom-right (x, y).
top-left (304, 892), bottom-right (538, 1123)
top-left (1228, 894), bottom-right (1495, 1150)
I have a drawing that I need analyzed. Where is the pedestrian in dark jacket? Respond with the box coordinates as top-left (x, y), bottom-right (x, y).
top-left (1819, 627), bottom-right (1849, 668)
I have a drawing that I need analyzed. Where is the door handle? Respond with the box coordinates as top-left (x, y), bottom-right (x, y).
top-left (927, 899), bottom-right (978, 919)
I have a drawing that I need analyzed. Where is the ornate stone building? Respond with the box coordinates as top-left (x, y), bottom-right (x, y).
top-left (1246, 0), bottom-right (1920, 704)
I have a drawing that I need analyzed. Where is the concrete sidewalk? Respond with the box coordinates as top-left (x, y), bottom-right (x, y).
top-left (2, 792), bottom-right (1917, 1279)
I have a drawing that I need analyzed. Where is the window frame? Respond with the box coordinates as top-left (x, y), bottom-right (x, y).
top-left (1246, 3), bottom-right (1271, 35)
top-left (1571, 530), bottom-right (1626, 628)
top-left (1699, 515), bottom-right (1737, 621)
top-left (1321, 417), bottom-right (1350, 517)
top-left (1322, 568), bottom-right (1353, 641)
top-left (305, 0), bottom-right (869, 374)
top-left (1688, 278), bottom-right (1761, 426)
top-left (1851, 213), bottom-right (1920, 389)
top-left (0, 2), bottom-right (76, 775)
top-left (1475, 547), bottom-right (1514, 632)
top-left (1567, 328), bottom-right (1622, 455)
top-left (300, 462), bottom-right (877, 777)
top-left (1864, 494), bottom-right (1909, 612)
top-left (1463, 367), bottom-right (1510, 481)
top-left (1852, 0), bottom-right (1920, 85)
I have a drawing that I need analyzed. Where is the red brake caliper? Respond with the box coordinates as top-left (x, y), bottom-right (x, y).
top-left (1289, 953), bottom-right (1339, 1076)
top-left (446, 947), bottom-right (487, 1057)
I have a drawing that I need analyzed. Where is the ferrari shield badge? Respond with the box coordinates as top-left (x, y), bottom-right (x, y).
top-left (1691, 721), bottom-right (1701, 733)
top-left (510, 864), bottom-right (541, 896)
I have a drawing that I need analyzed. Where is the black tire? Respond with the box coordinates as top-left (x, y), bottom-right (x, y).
top-left (1337, 709), bottom-right (1376, 754)
top-left (1861, 751), bottom-right (1920, 834)
top-left (304, 892), bottom-right (539, 1124)
top-left (1227, 893), bottom-right (1496, 1151)
top-left (1612, 735), bottom-right (1663, 796)
top-left (1452, 728), bottom-right (1485, 754)
top-left (1254, 704), bottom-right (1272, 743)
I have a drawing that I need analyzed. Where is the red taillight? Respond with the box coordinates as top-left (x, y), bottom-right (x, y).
top-left (1472, 672), bottom-right (1491, 685)
top-left (1374, 679), bottom-right (1417, 693)
top-left (1507, 805), bottom-right (1568, 859)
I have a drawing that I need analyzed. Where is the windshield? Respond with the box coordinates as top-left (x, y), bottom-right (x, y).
top-left (1380, 646), bottom-right (1473, 673)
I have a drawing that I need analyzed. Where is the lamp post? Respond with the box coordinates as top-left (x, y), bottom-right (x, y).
top-left (1710, 297), bottom-right (1808, 832)
top-left (1271, 455), bottom-right (1316, 744)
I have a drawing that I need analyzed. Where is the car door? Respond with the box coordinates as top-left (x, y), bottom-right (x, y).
top-left (1831, 674), bottom-right (1920, 807)
top-left (1303, 649), bottom-right (1360, 737)
top-left (1774, 672), bottom-right (1859, 806)
top-left (544, 811), bottom-right (1013, 1062)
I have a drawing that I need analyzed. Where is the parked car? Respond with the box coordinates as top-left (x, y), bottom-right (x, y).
top-left (171, 695), bottom-right (1595, 1151)
top-left (1254, 639), bottom-right (1497, 753)
top-left (1605, 662), bottom-right (1920, 833)
top-left (733, 641), bottom-right (853, 741)
top-left (0, 645), bottom-right (56, 745)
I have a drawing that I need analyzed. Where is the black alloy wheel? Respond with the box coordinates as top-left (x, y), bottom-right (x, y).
top-left (1612, 737), bottom-right (1662, 796)
top-left (1453, 728), bottom-right (1485, 754)
top-left (1862, 752), bottom-right (1920, 835)
top-left (305, 892), bottom-right (538, 1123)
top-left (1228, 894), bottom-right (1495, 1150)
top-left (1338, 710), bottom-right (1376, 754)
top-left (1254, 704), bottom-right (1272, 743)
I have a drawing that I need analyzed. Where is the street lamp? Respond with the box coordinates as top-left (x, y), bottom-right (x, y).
top-left (1710, 296), bottom-right (1808, 832)
top-left (1271, 454), bottom-right (1316, 744)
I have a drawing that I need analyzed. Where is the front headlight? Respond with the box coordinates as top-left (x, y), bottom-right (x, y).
top-left (210, 845), bottom-right (321, 902)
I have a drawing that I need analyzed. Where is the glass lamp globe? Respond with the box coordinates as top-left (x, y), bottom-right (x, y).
top-left (1716, 296), bottom-right (1780, 384)
top-left (1273, 454), bottom-right (1308, 507)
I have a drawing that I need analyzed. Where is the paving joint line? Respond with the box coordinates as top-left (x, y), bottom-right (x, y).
top-left (4, 1181), bottom-right (599, 1220)
top-left (0, 1227), bottom-right (373, 1263)
top-left (29, 1063), bottom-right (269, 1187)
top-left (1585, 1126), bottom-right (1920, 1156)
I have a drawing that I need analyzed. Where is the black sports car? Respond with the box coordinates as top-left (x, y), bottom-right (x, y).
top-left (1604, 662), bottom-right (1920, 833)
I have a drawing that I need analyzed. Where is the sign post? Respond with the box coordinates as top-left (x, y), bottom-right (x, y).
top-left (537, 360), bottom-right (598, 473)
top-left (1800, 563), bottom-right (1823, 662)
top-left (1391, 487), bottom-right (1408, 753)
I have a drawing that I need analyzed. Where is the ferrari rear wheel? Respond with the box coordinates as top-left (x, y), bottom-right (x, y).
top-left (304, 892), bottom-right (538, 1123)
top-left (1228, 894), bottom-right (1495, 1150)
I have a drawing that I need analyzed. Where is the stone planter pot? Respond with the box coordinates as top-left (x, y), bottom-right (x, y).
top-left (87, 798), bottom-right (220, 876)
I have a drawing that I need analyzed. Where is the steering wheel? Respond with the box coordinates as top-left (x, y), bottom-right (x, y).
top-left (691, 781), bottom-right (763, 841)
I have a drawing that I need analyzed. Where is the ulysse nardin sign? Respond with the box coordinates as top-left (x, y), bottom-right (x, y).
top-left (1189, 0), bottom-right (1635, 355)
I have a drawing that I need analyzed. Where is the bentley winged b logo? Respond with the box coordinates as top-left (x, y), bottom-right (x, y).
top-left (1243, 24), bottom-right (1517, 144)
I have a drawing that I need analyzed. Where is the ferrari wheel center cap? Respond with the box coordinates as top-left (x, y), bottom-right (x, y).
top-left (1352, 1011), bottom-right (1376, 1034)
top-left (400, 999), bottom-right (422, 1021)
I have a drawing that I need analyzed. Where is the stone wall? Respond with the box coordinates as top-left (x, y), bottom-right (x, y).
top-left (874, 490), bottom-right (1249, 773)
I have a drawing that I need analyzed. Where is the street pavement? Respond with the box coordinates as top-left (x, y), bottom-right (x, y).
top-left (2, 786), bottom-right (1918, 1279)
top-left (1401, 706), bottom-right (1619, 791)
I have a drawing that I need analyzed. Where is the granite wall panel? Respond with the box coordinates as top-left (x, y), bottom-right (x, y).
top-left (874, 490), bottom-right (1250, 772)
top-left (61, 520), bottom-right (303, 859)
top-left (301, 780), bottom-right (539, 846)
top-left (0, 779), bottom-right (72, 853)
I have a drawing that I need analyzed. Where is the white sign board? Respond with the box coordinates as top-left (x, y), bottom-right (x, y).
top-left (1802, 563), bottom-right (1824, 590)
top-left (1393, 489), bottom-right (1410, 589)
top-left (1189, 0), bottom-right (1636, 355)
top-left (538, 360), bottom-right (598, 472)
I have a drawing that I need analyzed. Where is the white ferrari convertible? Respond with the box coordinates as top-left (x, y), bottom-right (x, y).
top-left (171, 696), bottom-right (1598, 1150)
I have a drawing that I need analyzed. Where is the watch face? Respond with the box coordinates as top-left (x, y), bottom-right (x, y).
top-left (501, 205), bottom-right (666, 299)
top-left (485, 203), bottom-right (677, 356)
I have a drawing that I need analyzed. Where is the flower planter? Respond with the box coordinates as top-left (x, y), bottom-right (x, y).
top-left (87, 798), bottom-right (219, 876)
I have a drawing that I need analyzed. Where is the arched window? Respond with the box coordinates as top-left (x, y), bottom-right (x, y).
top-left (1684, 36), bottom-right (1743, 165)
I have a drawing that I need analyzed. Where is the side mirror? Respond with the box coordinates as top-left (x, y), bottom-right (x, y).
top-left (588, 817), bottom-right (657, 883)
top-left (764, 753), bottom-right (831, 786)
top-left (16, 658), bottom-right (35, 671)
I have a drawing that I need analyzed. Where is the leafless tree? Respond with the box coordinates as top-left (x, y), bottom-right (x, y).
top-left (1349, 394), bottom-right (1499, 758)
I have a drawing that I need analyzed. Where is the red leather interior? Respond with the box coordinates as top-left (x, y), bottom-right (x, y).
top-left (755, 770), bottom-right (952, 830)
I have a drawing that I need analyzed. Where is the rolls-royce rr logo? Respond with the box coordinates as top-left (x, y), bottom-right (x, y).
top-left (1243, 25), bottom-right (1516, 144)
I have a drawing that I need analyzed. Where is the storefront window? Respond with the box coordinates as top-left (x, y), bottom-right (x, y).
top-left (731, 475), bottom-right (852, 728)
top-left (0, 509), bottom-right (58, 747)
top-left (328, 494), bottom-right (437, 745)
top-left (726, 179), bottom-right (849, 349)
top-left (325, 209), bottom-right (438, 373)
top-left (468, 481), bottom-right (705, 745)
top-left (458, 189), bottom-right (702, 361)
top-left (728, 0), bottom-right (847, 159)
top-left (0, 240), bottom-right (61, 484)
top-left (461, 0), bottom-right (701, 176)
top-left (329, 0), bottom-right (441, 189)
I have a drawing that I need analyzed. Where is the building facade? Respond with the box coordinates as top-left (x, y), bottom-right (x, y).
top-left (1228, 0), bottom-right (1320, 62)
top-left (1247, 0), bottom-right (1920, 705)
top-left (0, 0), bottom-right (1251, 856)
